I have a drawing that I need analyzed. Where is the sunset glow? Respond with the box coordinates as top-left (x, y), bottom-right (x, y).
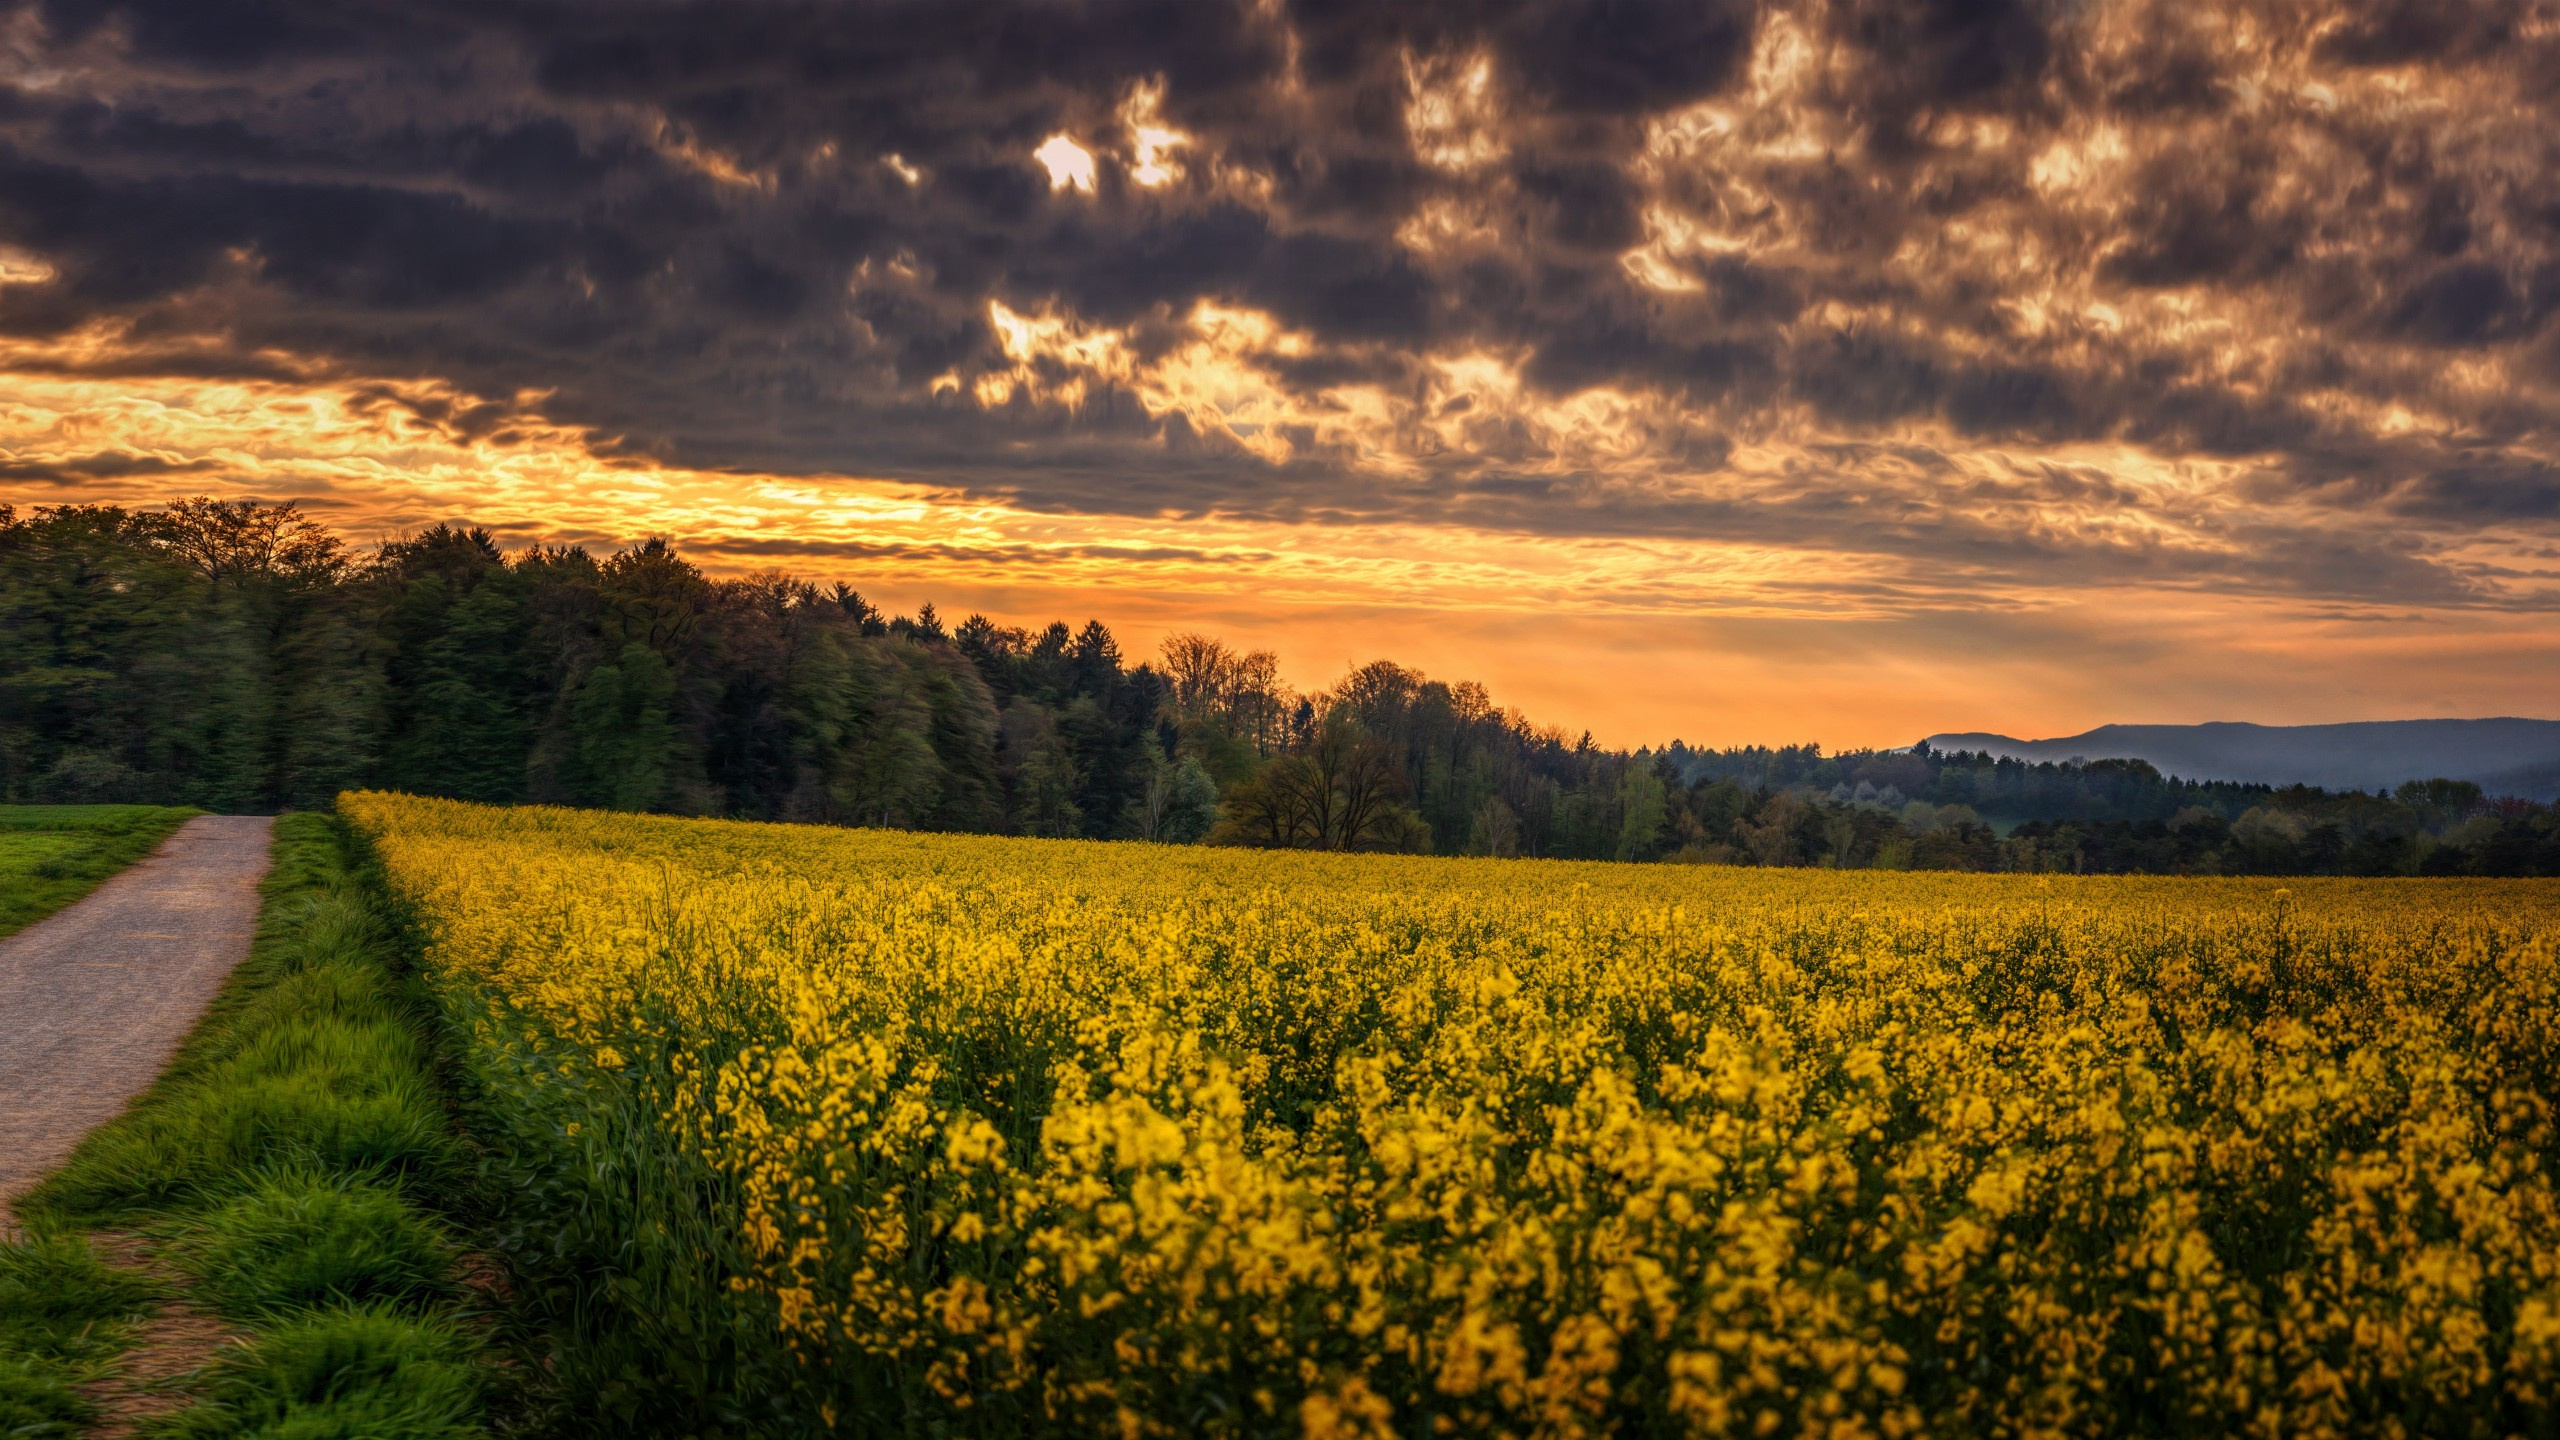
top-left (12, 15), bottom-right (2560, 1438)
top-left (3, 1), bottom-right (2556, 746)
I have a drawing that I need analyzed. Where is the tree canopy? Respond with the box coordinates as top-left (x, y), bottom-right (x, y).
top-left (6, 499), bottom-right (2554, 877)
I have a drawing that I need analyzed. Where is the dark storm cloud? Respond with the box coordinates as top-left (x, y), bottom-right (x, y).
top-left (706, 534), bottom-right (1272, 568)
top-left (0, 448), bottom-right (219, 482)
top-left (0, 0), bottom-right (2557, 610)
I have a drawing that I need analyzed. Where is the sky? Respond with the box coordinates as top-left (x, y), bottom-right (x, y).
top-left (1, 0), bottom-right (2556, 749)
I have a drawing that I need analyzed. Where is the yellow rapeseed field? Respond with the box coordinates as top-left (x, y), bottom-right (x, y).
top-left (346, 791), bottom-right (2560, 1439)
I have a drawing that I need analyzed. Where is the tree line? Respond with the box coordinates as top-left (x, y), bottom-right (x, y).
top-left (5, 498), bottom-right (2555, 877)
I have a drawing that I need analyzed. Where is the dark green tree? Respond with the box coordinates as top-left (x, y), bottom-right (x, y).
top-left (568, 643), bottom-right (678, 811)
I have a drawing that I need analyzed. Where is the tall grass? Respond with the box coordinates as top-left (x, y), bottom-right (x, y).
top-left (151, 1305), bottom-right (486, 1440)
top-left (177, 1176), bottom-right (456, 1319)
top-left (0, 804), bottom-right (195, 1433)
top-left (28, 859), bottom-right (457, 1220)
top-left (0, 1236), bottom-right (163, 1437)
top-left (10, 813), bottom-right (499, 1438)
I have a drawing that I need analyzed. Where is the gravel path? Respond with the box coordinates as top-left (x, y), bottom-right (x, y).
top-left (0, 815), bottom-right (273, 1210)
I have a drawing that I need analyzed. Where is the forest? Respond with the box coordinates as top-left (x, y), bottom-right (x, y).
top-left (6, 497), bottom-right (2556, 877)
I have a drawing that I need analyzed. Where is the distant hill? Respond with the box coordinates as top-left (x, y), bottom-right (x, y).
top-left (1921, 719), bottom-right (2560, 801)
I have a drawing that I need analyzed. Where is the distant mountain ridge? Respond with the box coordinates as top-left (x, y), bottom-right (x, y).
top-left (1921, 719), bottom-right (2560, 801)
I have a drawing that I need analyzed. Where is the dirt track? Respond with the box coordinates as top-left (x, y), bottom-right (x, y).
top-left (0, 815), bottom-right (272, 1209)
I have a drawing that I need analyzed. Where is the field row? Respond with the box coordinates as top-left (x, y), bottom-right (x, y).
top-left (350, 792), bottom-right (2560, 1438)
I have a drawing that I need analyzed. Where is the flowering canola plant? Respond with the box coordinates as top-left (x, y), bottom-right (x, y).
top-left (344, 792), bottom-right (2560, 1439)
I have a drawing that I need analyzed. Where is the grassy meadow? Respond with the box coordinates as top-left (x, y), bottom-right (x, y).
top-left (0, 805), bottom-right (198, 940)
top-left (349, 791), bottom-right (2560, 1439)
top-left (4, 815), bottom-right (499, 1439)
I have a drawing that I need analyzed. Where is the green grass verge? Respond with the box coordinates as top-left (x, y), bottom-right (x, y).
top-left (0, 803), bottom-right (199, 1434)
top-left (6, 812), bottom-right (503, 1438)
top-left (0, 804), bottom-right (199, 940)
top-left (153, 1304), bottom-right (486, 1440)
top-left (0, 1236), bottom-right (165, 1437)
top-left (174, 1176), bottom-right (457, 1321)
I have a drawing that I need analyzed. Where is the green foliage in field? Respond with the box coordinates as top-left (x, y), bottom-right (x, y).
top-left (0, 1237), bottom-right (163, 1362)
top-left (0, 804), bottom-right (196, 939)
top-left (0, 1235), bottom-right (164, 1438)
top-left (180, 1177), bottom-right (455, 1320)
top-left (30, 855), bottom-right (456, 1216)
top-left (0, 1356), bottom-right (87, 1440)
top-left (0, 802), bottom-right (195, 1429)
top-left (16, 812), bottom-right (494, 1437)
top-left (148, 1305), bottom-right (484, 1440)
top-left (365, 794), bottom-right (2560, 1439)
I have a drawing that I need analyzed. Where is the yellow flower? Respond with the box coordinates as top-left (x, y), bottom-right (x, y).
top-left (343, 790), bottom-right (2560, 1438)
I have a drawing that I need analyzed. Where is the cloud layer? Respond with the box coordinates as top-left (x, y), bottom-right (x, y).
top-left (1, 0), bottom-right (2557, 733)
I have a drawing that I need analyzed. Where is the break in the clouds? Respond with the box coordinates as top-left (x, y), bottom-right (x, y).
top-left (1, 0), bottom-right (2558, 663)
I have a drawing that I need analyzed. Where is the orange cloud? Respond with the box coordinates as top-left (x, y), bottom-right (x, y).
top-left (5, 1), bottom-right (2557, 746)
top-left (5, 324), bottom-right (2554, 749)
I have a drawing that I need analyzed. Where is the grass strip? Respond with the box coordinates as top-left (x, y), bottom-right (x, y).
top-left (0, 804), bottom-right (199, 1435)
top-left (7, 812), bottom-right (506, 1439)
top-left (0, 804), bottom-right (199, 940)
top-left (151, 1305), bottom-right (486, 1440)
top-left (0, 1236), bottom-right (164, 1437)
